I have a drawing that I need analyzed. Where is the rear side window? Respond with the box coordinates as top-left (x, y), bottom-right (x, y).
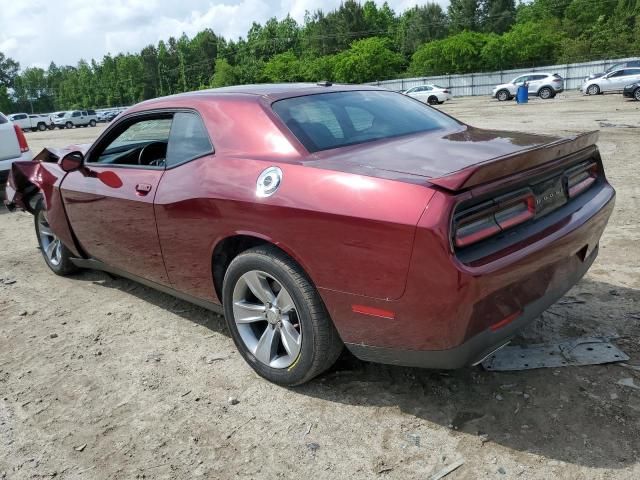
top-left (165, 112), bottom-right (213, 167)
top-left (272, 90), bottom-right (459, 153)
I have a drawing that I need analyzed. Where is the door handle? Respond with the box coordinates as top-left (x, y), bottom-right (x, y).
top-left (136, 183), bottom-right (152, 195)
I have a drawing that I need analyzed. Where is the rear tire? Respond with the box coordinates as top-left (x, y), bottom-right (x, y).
top-left (427, 96), bottom-right (439, 105)
top-left (34, 199), bottom-right (79, 276)
top-left (65, 121), bottom-right (73, 129)
top-left (496, 89), bottom-right (510, 101)
top-left (538, 87), bottom-right (553, 99)
top-left (222, 245), bottom-right (343, 386)
top-left (634, 88), bottom-right (640, 101)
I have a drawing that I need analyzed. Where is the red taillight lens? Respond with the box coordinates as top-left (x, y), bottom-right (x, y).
top-left (454, 190), bottom-right (535, 248)
top-left (566, 162), bottom-right (597, 198)
top-left (443, 89), bottom-right (450, 93)
top-left (13, 124), bottom-right (29, 153)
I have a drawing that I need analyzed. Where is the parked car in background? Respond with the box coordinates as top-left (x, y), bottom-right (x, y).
top-left (52, 110), bottom-right (98, 129)
top-left (623, 81), bottom-right (640, 101)
top-left (585, 60), bottom-right (640, 82)
top-left (492, 73), bottom-right (564, 101)
top-left (404, 85), bottom-right (453, 105)
top-left (49, 111), bottom-right (66, 129)
top-left (5, 84), bottom-right (615, 386)
top-left (581, 68), bottom-right (640, 95)
top-left (0, 112), bottom-right (32, 191)
top-left (8, 113), bottom-right (49, 132)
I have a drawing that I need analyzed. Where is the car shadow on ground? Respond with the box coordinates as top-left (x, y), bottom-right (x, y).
top-left (75, 269), bottom-right (639, 470)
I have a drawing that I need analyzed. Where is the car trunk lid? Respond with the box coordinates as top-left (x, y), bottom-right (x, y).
top-left (310, 126), bottom-right (599, 191)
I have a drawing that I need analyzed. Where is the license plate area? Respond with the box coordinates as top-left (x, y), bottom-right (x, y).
top-left (533, 176), bottom-right (567, 217)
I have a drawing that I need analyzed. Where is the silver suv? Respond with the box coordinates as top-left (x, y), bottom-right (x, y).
top-left (492, 73), bottom-right (564, 101)
top-left (52, 110), bottom-right (98, 129)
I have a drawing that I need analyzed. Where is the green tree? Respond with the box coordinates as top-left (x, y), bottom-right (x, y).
top-left (410, 31), bottom-right (493, 75)
top-left (396, 4), bottom-right (449, 57)
top-left (210, 58), bottom-right (238, 87)
top-left (0, 52), bottom-right (19, 88)
top-left (263, 51), bottom-right (304, 82)
top-left (448, 0), bottom-right (481, 32)
top-left (333, 37), bottom-right (404, 83)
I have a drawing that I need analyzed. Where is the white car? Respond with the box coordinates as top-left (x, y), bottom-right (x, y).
top-left (492, 72), bottom-right (564, 101)
top-left (404, 85), bottom-right (453, 105)
top-left (7, 113), bottom-right (50, 132)
top-left (0, 112), bottom-right (33, 192)
top-left (52, 110), bottom-right (98, 129)
top-left (582, 67), bottom-right (640, 95)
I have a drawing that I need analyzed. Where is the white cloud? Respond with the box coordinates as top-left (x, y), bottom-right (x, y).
top-left (0, 0), bottom-right (449, 69)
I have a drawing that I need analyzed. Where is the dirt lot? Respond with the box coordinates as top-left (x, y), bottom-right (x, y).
top-left (1, 93), bottom-right (639, 479)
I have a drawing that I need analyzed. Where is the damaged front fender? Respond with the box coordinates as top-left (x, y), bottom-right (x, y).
top-left (4, 146), bottom-right (87, 258)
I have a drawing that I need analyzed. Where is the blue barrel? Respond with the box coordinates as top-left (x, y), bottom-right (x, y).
top-left (516, 85), bottom-right (529, 104)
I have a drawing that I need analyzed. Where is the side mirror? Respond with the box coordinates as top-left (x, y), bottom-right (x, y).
top-left (59, 151), bottom-right (84, 172)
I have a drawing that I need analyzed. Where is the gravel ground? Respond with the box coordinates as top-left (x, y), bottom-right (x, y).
top-left (1, 92), bottom-right (639, 479)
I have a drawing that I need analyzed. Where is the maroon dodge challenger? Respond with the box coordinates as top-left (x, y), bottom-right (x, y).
top-left (5, 84), bottom-right (615, 385)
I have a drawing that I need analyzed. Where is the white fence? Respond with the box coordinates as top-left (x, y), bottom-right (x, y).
top-left (368, 57), bottom-right (640, 96)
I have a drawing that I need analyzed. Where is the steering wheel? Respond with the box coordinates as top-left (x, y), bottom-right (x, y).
top-left (138, 141), bottom-right (167, 166)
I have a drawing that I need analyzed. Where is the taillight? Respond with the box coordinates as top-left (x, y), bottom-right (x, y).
top-left (443, 89), bottom-right (450, 93)
top-left (14, 124), bottom-right (29, 153)
top-left (566, 162), bottom-right (597, 198)
top-left (454, 189), bottom-right (535, 248)
top-left (552, 78), bottom-right (562, 83)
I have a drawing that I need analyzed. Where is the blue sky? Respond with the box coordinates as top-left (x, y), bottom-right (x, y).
top-left (1, 0), bottom-right (449, 69)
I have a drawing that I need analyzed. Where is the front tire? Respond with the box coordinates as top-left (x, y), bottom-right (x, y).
top-left (427, 95), bottom-right (439, 105)
top-left (89, 119), bottom-right (96, 127)
top-left (634, 88), bottom-right (640, 101)
top-left (496, 89), bottom-right (510, 101)
top-left (34, 200), bottom-right (79, 276)
top-left (65, 121), bottom-right (73, 129)
top-left (222, 246), bottom-right (343, 386)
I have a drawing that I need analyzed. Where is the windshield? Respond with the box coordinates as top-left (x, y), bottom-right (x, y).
top-left (605, 63), bottom-right (623, 73)
top-left (272, 90), bottom-right (459, 153)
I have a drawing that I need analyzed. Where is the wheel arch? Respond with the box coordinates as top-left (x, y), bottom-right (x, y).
top-left (211, 232), bottom-right (315, 304)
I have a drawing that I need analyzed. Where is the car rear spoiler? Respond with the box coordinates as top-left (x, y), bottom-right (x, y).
top-left (427, 131), bottom-right (600, 191)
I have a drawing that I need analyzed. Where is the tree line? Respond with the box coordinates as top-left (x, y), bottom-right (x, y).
top-left (1, 0), bottom-right (639, 113)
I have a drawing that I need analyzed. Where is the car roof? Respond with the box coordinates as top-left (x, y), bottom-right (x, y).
top-left (135, 83), bottom-right (384, 109)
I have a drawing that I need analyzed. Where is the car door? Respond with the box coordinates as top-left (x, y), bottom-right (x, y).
top-left (11, 114), bottom-right (29, 130)
top-left (601, 70), bottom-right (627, 91)
top-left (528, 74), bottom-right (546, 94)
top-left (620, 68), bottom-right (640, 89)
top-left (60, 113), bottom-right (173, 284)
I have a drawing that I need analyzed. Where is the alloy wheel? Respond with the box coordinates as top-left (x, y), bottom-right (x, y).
top-left (587, 85), bottom-right (599, 95)
top-left (635, 88), bottom-right (640, 101)
top-left (497, 90), bottom-right (508, 101)
top-left (539, 88), bottom-right (552, 99)
top-left (38, 210), bottom-right (62, 266)
top-left (232, 270), bottom-right (302, 369)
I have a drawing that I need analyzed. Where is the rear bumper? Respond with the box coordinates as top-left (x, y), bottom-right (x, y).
top-left (346, 244), bottom-right (597, 369)
top-left (325, 181), bottom-right (615, 369)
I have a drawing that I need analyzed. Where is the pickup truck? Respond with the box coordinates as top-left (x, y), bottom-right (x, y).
top-left (52, 110), bottom-right (98, 129)
top-left (7, 113), bottom-right (50, 132)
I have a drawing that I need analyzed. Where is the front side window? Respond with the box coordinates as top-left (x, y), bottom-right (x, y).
top-left (92, 117), bottom-right (172, 167)
top-left (165, 112), bottom-right (213, 167)
top-left (272, 90), bottom-right (460, 153)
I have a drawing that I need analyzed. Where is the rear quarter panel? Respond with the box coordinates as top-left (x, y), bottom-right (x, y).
top-left (154, 156), bottom-right (433, 302)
